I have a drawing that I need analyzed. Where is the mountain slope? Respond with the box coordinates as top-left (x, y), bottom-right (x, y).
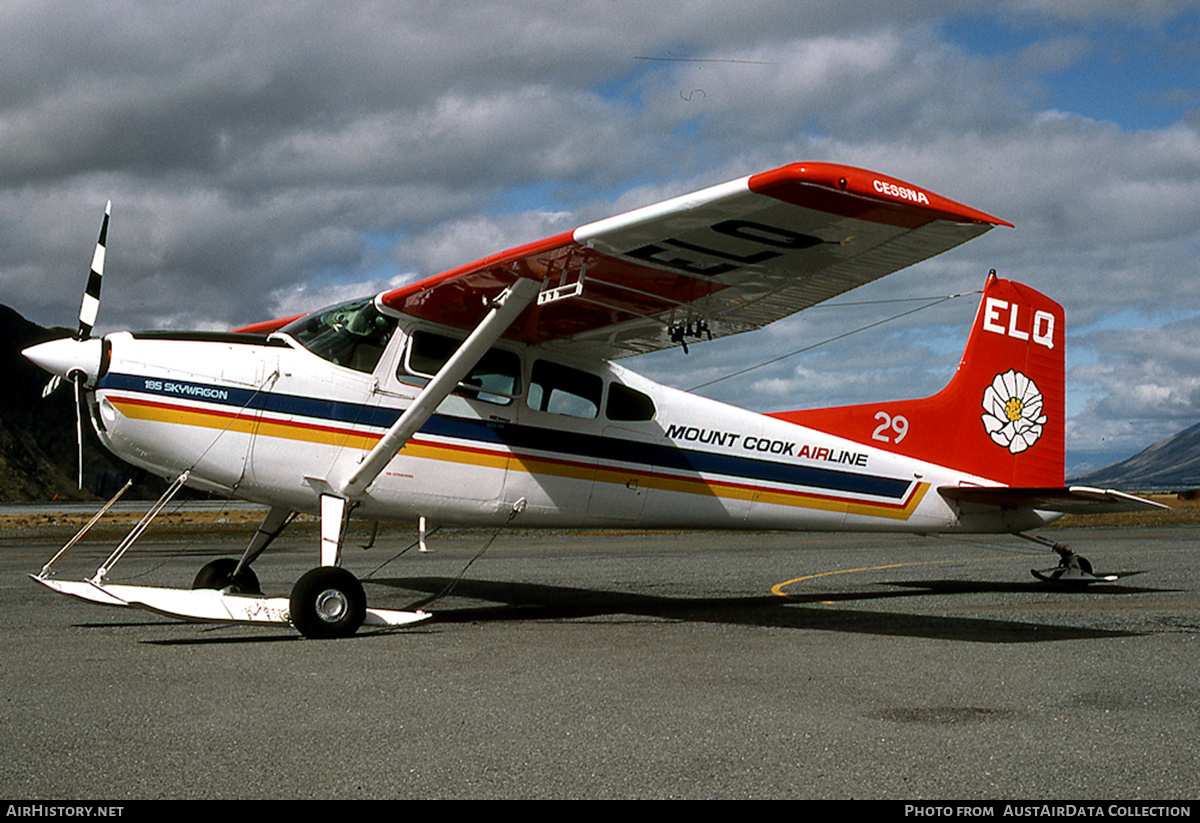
top-left (0, 305), bottom-right (171, 502)
top-left (1070, 420), bottom-right (1200, 492)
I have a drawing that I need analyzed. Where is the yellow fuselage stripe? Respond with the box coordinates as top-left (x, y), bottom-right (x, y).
top-left (110, 395), bottom-right (926, 520)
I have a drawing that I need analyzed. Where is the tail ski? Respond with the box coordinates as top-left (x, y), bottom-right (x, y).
top-left (771, 272), bottom-right (1063, 486)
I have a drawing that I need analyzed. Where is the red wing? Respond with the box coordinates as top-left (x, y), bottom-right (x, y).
top-left (379, 162), bottom-right (1011, 359)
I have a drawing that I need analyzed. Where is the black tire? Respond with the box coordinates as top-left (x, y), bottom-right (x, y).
top-left (289, 567), bottom-right (366, 639)
top-left (192, 558), bottom-right (261, 595)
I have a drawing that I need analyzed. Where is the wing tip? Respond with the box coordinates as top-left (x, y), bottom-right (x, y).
top-left (749, 162), bottom-right (1013, 228)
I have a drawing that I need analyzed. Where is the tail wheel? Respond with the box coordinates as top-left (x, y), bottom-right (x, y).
top-left (289, 567), bottom-right (366, 639)
top-left (192, 558), bottom-right (261, 595)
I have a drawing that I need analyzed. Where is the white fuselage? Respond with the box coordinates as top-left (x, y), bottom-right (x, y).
top-left (84, 316), bottom-right (1047, 535)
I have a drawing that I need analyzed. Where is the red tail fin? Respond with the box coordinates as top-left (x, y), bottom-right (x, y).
top-left (769, 273), bottom-right (1065, 486)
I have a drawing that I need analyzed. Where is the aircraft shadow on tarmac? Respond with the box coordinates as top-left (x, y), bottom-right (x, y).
top-left (367, 575), bottom-right (1154, 644)
top-left (113, 573), bottom-right (1167, 646)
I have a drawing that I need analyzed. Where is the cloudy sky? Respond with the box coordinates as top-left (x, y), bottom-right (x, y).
top-left (2, 1), bottom-right (1198, 474)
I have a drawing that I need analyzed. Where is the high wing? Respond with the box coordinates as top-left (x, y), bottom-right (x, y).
top-left (379, 162), bottom-right (1011, 359)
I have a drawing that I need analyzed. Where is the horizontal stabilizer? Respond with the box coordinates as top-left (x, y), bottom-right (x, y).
top-left (939, 485), bottom-right (1170, 514)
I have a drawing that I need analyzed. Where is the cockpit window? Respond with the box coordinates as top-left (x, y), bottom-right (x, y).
top-left (280, 297), bottom-right (396, 374)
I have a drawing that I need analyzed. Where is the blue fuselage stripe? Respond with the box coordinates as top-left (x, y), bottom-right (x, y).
top-left (99, 373), bottom-right (911, 500)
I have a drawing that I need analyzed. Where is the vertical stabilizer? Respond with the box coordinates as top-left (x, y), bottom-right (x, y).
top-left (769, 273), bottom-right (1065, 487)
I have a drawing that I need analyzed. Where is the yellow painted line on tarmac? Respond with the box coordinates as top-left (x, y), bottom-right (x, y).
top-left (770, 556), bottom-right (1005, 601)
top-left (772, 541), bottom-right (1200, 601)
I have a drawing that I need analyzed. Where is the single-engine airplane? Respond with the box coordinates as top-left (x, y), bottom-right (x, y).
top-left (23, 162), bottom-right (1166, 638)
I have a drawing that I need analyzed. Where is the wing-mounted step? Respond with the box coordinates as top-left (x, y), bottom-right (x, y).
top-left (537, 248), bottom-right (589, 305)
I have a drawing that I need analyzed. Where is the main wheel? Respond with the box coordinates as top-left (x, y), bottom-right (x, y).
top-left (192, 558), bottom-right (261, 595)
top-left (289, 567), bottom-right (366, 639)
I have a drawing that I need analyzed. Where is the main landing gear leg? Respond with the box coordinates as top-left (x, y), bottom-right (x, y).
top-left (1021, 532), bottom-right (1118, 584)
top-left (285, 282), bottom-right (539, 638)
top-left (289, 495), bottom-right (366, 639)
top-left (192, 506), bottom-right (294, 595)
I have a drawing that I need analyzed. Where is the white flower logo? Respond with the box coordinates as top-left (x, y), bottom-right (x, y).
top-left (980, 369), bottom-right (1047, 453)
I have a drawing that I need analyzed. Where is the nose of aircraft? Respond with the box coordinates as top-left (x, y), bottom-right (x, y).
top-left (22, 336), bottom-right (105, 385)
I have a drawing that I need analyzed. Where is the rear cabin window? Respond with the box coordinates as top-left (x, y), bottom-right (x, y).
top-left (527, 360), bottom-right (602, 419)
top-left (606, 383), bottom-right (656, 422)
top-left (400, 330), bottom-right (521, 405)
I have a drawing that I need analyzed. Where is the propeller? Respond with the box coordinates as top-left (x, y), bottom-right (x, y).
top-left (77, 200), bottom-right (110, 341)
top-left (27, 201), bottom-right (111, 490)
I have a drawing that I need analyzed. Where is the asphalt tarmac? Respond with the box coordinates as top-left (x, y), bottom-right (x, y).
top-left (2, 521), bottom-right (1198, 800)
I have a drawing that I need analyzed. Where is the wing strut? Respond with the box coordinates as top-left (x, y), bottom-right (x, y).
top-left (335, 276), bottom-right (542, 500)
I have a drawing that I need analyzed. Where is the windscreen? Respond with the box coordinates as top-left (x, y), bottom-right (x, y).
top-left (280, 297), bottom-right (397, 373)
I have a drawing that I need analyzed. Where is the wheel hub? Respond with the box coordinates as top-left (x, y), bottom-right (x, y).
top-left (315, 588), bottom-right (349, 623)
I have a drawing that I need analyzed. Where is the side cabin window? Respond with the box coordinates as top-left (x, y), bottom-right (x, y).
top-left (606, 383), bottom-right (656, 422)
top-left (527, 360), bottom-right (603, 419)
top-left (400, 330), bottom-right (521, 405)
top-left (280, 297), bottom-right (396, 374)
